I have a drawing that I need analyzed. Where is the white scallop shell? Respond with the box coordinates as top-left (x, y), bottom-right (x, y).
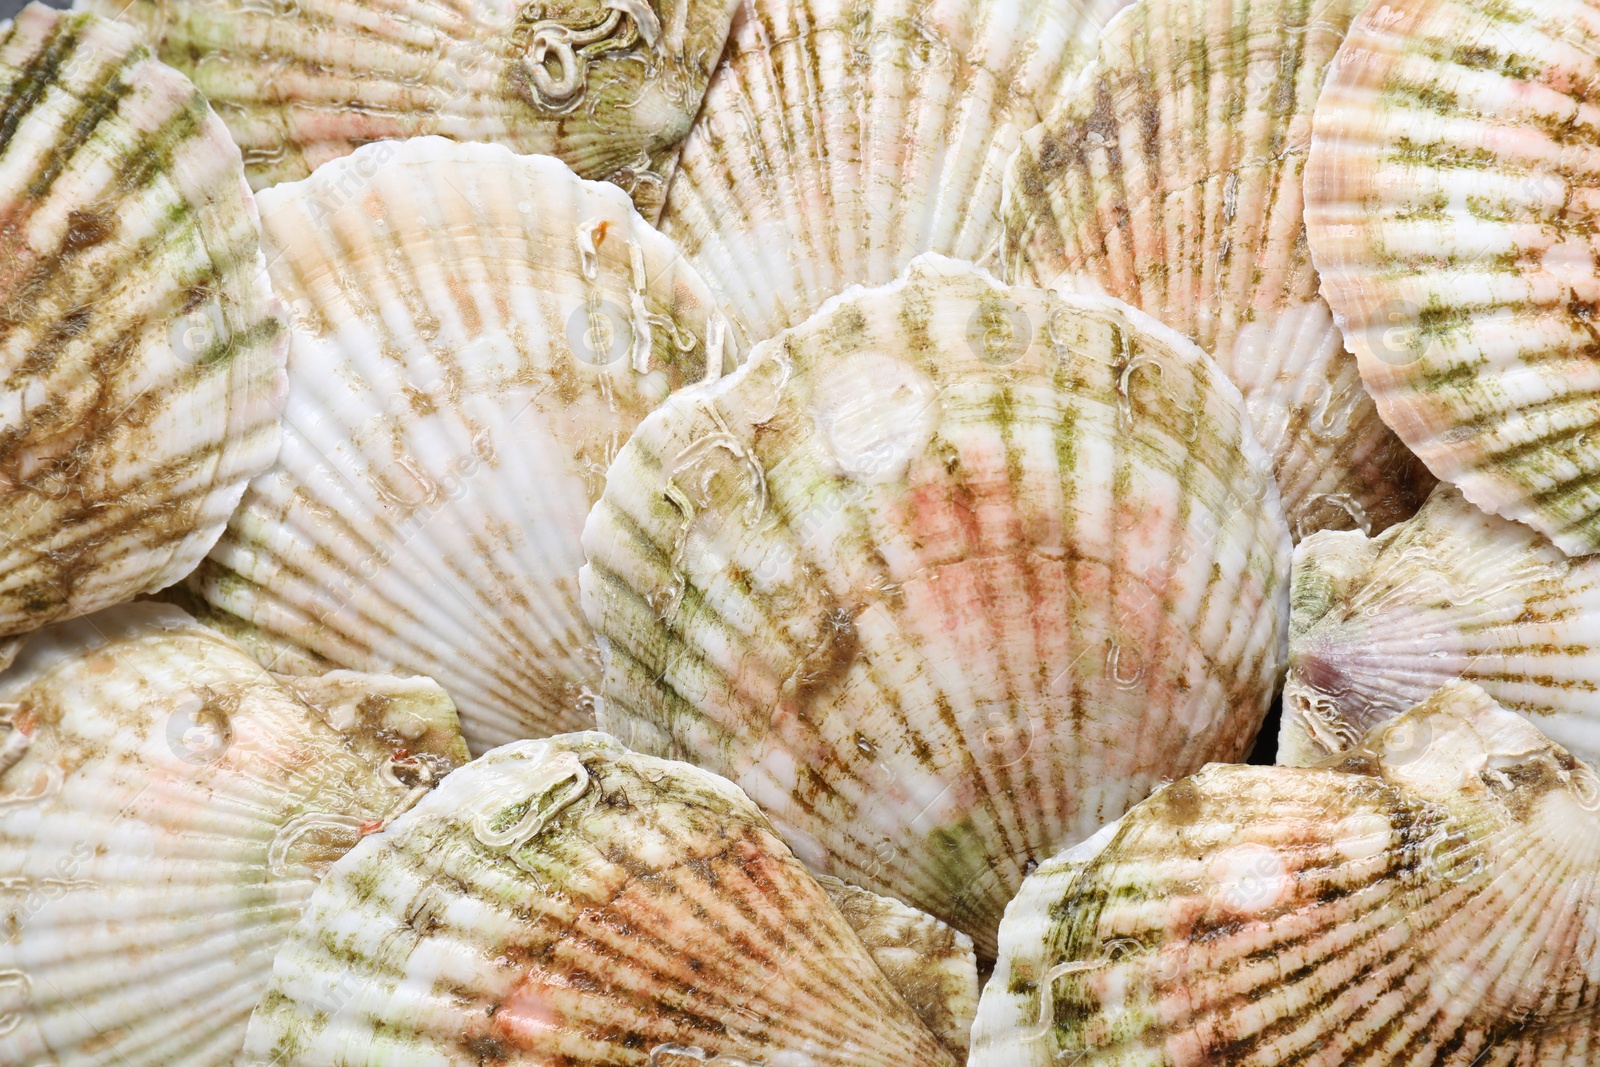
top-left (76, 0), bottom-right (742, 215)
top-left (1305, 0), bottom-right (1600, 554)
top-left (655, 0), bottom-right (1132, 345)
top-left (971, 680), bottom-right (1600, 1065)
top-left (1003, 0), bottom-right (1433, 541)
top-left (187, 137), bottom-right (737, 752)
top-left (0, 4), bottom-right (287, 638)
top-left (242, 732), bottom-right (960, 1066)
top-left (580, 254), bottom-right (1292, 954)
top-left (1284, 483), bottom-right (1600, 770)
top-left (0, 602), bottom-right (467, 1066)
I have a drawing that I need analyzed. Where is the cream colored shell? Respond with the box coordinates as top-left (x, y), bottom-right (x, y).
top-left (581, 255), bottom-right (1291, 955)
top-left (972, 681), bottom-right (1600, 1065)
top-left (0, 602), bottom-right (467, 1066)
top-left (188, 137), bottom-right (735, 751)
top-left (242, 732), bottom-right (959, 1066)
top-left (0, 4), bottom-right (286, 638)
top-left (1003, 0), bottom-right (1433, 541)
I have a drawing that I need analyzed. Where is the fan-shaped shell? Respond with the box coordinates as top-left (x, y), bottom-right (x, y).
top-left (815, 875), bottom-right (978, 1057)
top-left (185, 137), bottom-right (736, 752)
top-left (0, 602), bottom-right (467, 1066)
top-left (1304, 0), bottom-right (1600, 555)
top-left (242, 732), bottom-right (959, 1066)
top-left (0, 4), bottom-right (287, 638)
top-left (76, 0), bottom-right (742, 215)
top-left (1284, 483), bottom-right (1600, 770)
top-left (1003, 0), bottom-right (1432, 541)
top-left (971, 680), bottom-right (1600, 1066)
top-left (580, 254), bottom-right (1292, 954)
top-left (655, 0), bottom-right (1132, 345)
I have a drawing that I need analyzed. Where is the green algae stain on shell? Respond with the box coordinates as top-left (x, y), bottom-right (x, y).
top-left (78, 0), bottom-right (744, 215)
top-left (0, 4), bottom-right (287, 640)
top-left (972, 680), bottom-right (1600, 1066)
top-left (579, 254), bottom-right (1292, 957)
top-left (243, 732), bottom-right (960, 1066)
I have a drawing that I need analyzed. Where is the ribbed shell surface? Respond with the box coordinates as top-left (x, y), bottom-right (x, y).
top-left (579, 255), bottom-right (1292, 955)
top-left (76, 0), bottom-right (741, 215)
top-left (1002, 0), bottom-right (1432, 542)
top-left (970, 681), bottom-right (1600, 1066)
top-left (0, 602), bottom-right (468, 1066)
top-left (815, 874), bottom-right (978, 1057)
top-left (187, 138), bottom-right (735, 752)
top-left (0, 5), bottom-right (286, 638)
top-left (1284, 484), bottom-right (1600, 770)
top-left (1304, 0), bottom-right (1600, 555)
top-left (655, 0), bottom-right (1133, 345)
top-left (242, 732), bottom-right (959, 1066)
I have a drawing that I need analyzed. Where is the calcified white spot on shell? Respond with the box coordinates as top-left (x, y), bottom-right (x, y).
top-left (1283, 484), bottom-right (1600, 770)
top-left (0, 5), bottom-right (287, 638)
top-left (0, 602), bottom-right (467, 1066)
top-left (657, 0), bottom-right (1133, 345)
top-left (971, 681), bottom-right (1600, 1065)
top-left (814, 875), bottom-right (979, 1057)
top-left (1003, 0), bottom-right (1433, 542)
top-left (188, 139), bottom-right (738, 751)
top-left (580, 254), bottom-right (1291, 954)
top-left (242, 733), bottom-right (959, 1066)
top-left (1305, 0), bottom-right (1600, 554)
top-left (78, 0), bottom-right (742, 216)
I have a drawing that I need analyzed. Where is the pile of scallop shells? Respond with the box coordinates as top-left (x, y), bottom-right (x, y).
top-left (1, 0), bottom-right (1596, 1061)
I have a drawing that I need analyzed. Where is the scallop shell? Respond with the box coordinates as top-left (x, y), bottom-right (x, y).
top-left (654, 0), bottom-right (1132, 344)
top-left (1002, 0), bottom-right (1433, 541)
top-left (0, 601), bottom-right (468, 1066)
top-left (970, 680), bottom-right (1600, 1066)
top-left (1283, 483), bottom-right (1600, 770)
top-left (0, 4), bottom-right (287, 638)
top-left (185, 137), bottom-right (736, 752)
top-left (242, 732), bottom-right (960, 1066)
top-left (815, 875), bottom-right (978, 1057)
top-left (579, 254), bottom-right (1293, 954)
top-left (1304, 0), bottom-right (1600, 555)
top-left (76, 0), bottom-right (742, 216)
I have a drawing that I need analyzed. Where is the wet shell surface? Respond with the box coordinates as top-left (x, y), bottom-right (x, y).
top-left (186, 137), bottom-right (735, 753)
top-left (970, 680), bottom-right (1600, 1066)
top-left (655, 0), bottom-right (1132, 345)
top-left (815, 875), bottom-right (978, 1057)
top-left (1305, 0), bottom-right (1600, 555)
top-left (78, 0), bottom-right (742, 215)
top-left (1003, 0), bottom-right (1433, 541)
top-left (0, 601), bottom-right (468, 1066)
top-left (1284, 483), bottom-right (1600, 771)
top-left (580, 254), bottom-right (1292, 954)
top-left (0, 4), bottom-right (286, 638)
top-left (242, 731), bottom-right (959, 1066)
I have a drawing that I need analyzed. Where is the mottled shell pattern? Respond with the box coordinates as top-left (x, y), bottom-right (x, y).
top-left (186, 137), bottom-right (735, 753)
top-left (243, 732), bottom-right (959, 1066)
top-left (1003, 0), bottom-right (1433, 542)
top-left (0, 602), bottom-right (468, 1066)
top-left (0, 5), bottom-right (287, 639)
top-left (77, 0), bottom-right (743, 216)
top-left (580, 254), bottom-right (1292, 955)
top-left (814, 874), bottom-right (978, 1057)
top-left (971, 680), bottom-right (1600, 1066)
top-left (656, 0), bottom-right (1133, 346)
top-left (1284, 483), bottom-right (1600, 771)
top-left (1305, 0), bottom-right (1600, 555)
